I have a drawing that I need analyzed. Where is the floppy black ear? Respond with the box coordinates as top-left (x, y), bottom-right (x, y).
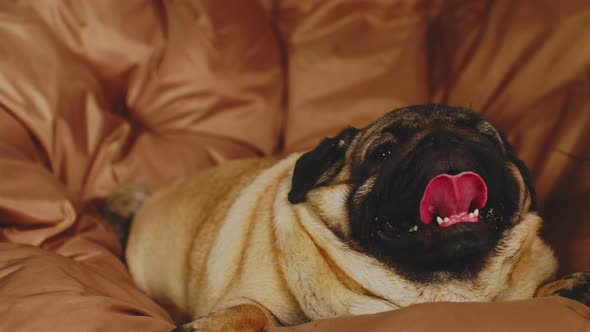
top-left (506, 144), bottom-right (538, 211)
top-left (288, 127), bottom-right (359, 204)
top-left (498, 132), bottom-right (538, 211)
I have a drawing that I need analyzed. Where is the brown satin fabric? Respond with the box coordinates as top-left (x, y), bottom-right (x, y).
top-left (0, 0), bottom-right (588, 331)
top-left (270, 297), bottom-right (590, 332)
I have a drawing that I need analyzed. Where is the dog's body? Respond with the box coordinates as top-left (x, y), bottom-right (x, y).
top-left (106, 105), bottom-right (589, 331)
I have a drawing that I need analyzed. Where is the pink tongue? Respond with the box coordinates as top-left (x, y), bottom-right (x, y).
top-left (419, 172), bottom-right (487, 224)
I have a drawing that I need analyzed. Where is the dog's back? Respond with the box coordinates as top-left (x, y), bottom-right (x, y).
top-left (102, 158), bottom-right (277, 322)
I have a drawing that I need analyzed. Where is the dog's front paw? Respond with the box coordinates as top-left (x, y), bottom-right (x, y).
top-left (537, 272), bottom-right (590, 307)
top-left (175, 304), bottom-right (270, 332)
top-left (173, 320), bottom-right (211, 332)
top-left (175, 317), bottom-right (231, 332)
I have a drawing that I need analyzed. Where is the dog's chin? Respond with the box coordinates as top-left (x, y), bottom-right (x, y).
top-left (370, 207), bottom-right (507, 281)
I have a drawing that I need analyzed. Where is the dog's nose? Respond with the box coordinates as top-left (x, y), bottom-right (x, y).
top-left (421, 132), bottom-right (462, 147)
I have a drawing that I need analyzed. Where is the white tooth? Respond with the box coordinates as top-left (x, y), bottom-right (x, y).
top-left (437, 217), bottom-right (443, 224)
top-left (414, 226), bottom-right (418, 231)
top-left (469, 213), bottom-right (474, 218)
top-left (474, 209), bottom-right (479, 217)
top-left (443, 217), bottom-right (449, 223)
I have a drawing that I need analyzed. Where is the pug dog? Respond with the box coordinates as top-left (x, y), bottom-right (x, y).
top-left (102, 104), bottom-right (590, 331)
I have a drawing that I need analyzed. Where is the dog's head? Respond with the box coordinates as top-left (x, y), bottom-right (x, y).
top-left (288, 104), bottom-right (537, 281)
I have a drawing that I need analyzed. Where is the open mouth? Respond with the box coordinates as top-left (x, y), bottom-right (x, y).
top-left (375, 171), bottom-right (492, 237)
top-left (419, 172), bottom-right (488, 228)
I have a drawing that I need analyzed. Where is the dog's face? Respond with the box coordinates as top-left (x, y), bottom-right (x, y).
top-left (288, 104), bottom-right (537, 282)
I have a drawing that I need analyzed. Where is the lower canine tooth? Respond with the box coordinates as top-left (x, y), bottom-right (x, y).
top-left (474, 209), bottom-right (479, 217)
top-left (437, 217), bottom-right (443, 224)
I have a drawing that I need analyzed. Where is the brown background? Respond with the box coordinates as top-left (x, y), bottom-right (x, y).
top-left (0, 1), bottom-right (589, 331)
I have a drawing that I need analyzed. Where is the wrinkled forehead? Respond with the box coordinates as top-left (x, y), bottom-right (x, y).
top-left (349, 106), bottom-right (504, 157)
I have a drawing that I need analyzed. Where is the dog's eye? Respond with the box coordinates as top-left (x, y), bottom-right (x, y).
top-left (372, 144), bottom-right (393, 162)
